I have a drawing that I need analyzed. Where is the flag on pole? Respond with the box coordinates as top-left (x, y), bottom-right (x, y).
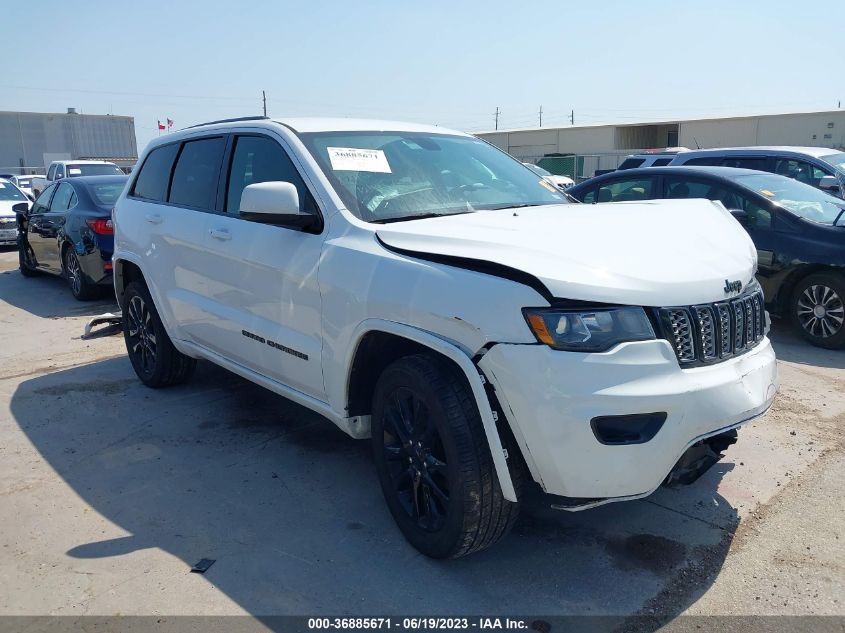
top-left (166, 118), bottom-right (174, 129)
top-left (157, 120), bottom-right (166, 130)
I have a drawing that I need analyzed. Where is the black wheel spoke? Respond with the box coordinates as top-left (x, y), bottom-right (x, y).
top-left (423, 472), bottom-right (449, 503)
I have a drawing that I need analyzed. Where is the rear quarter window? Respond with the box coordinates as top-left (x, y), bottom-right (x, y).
top-left (131, 144), bottom-right (180, 202)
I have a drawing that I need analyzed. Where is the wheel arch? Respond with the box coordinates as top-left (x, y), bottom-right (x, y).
top-left (774, 264), bottom-right (844, 313)
top-left (343, 320), bottom-right (518, 501)
top-left (113, 257), bottom-right (146, 309)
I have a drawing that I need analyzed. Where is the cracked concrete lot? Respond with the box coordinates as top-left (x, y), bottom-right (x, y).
top-left (0, 247), bottom-right (842, 625)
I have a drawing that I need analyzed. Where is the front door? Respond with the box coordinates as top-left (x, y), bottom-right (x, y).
top-left (27, 184), bottom-right (58, 271)
top-left (200, 132), bottom-right (326, 399)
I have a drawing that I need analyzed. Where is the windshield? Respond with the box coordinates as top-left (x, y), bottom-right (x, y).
top-left (0, 181), bottom-right (26, 201)
top-left (734, 173), bottom-right (844, 225)
top-left (87, 181), bottom-right (126, 206)
top-left (820, 152), bottom-right (845, 174)
top-left (67, 164), bottom-right (124, 177)
top-left (299, 132), bottom-right (567, 222)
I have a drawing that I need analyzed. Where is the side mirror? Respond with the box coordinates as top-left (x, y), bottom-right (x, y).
top-left (819, 175), bottom-right (840, 191)
top-left (239, 181), bottom-right (318, 229)
top-left (728, 209), bottom-right (749, 225)
top-left (13, 202), bottom-right (30, 216)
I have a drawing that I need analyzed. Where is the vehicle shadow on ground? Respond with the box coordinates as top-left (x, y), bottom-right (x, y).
top-left (767, 319), bottom-right (845, 370)
top-left (0, 262), bottom-right (117, 319)
top-left (11, 358), bottom-right (738, 626)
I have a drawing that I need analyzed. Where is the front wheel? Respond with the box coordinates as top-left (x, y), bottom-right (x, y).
top-left (371, 353), bottom-right (521, 559)
top-left (123, 281), bottom-right (196, 387)
top-left (790, 272), bottom-right (845, 349)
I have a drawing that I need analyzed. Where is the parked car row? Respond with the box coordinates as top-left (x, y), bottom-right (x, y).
top-left (30, 160), bottom-right (125, 197)
top-left (618, 146), bottom-right (845, 198)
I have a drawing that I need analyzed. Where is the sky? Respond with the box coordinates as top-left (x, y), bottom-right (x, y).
top-left (3, 0), bottom-right (843, 153)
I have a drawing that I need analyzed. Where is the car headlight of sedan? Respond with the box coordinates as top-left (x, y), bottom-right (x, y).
top-left (523, 306), bottom-right (655, 352)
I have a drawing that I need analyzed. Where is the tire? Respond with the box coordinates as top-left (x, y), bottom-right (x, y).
top-left (63, 246), bottom-right (99, 300)
top-left (122, 281), bottom-right (196, 387)
top-left (371, 353), bottom-right (522, 559)
top-left (18, 236), bottom-right (39, 277)
top-left (790, 271), bottom-right (845, 350)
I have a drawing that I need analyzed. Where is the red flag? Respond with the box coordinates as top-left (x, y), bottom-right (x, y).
top-left (158, 120), bottom-right (166, 130)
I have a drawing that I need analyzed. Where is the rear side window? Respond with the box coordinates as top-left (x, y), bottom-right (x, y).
top-left (617, 158), bottom-right (645, 170)
top-left (51, 182), bottom-right (76, 211)
top-left (225, 135), bottom-right (315, 213)
top-left (169, 137), bottom-right (226, 210)
top-left (651, 158), bottom-right (672, 166)
top-left (132, 143), bottom-right (179, 202)
top-left (682, 157), bottom-right (723, 166)
top-left (721, 157), bottom-right (768, 171)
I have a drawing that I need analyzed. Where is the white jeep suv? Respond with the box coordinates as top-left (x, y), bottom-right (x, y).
top-left (113, 117), bottom-right (778, 558)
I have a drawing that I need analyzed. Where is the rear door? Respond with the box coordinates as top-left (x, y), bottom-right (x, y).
top-left (119, 137), bottom-right (225, 346)
top-left (37, 182), bottom-right (77, 271)
top-left (200, 131), bottom-right (326, 398)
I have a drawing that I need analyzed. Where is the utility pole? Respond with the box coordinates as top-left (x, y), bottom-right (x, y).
top-left (539, 105), bottom-right (543, 127)
top-left (570, 109), bottom-right (574, 126)
top-left (262, 90), bottom-right (267, 117)
top-left (494, 107), bottom-right (500, 130)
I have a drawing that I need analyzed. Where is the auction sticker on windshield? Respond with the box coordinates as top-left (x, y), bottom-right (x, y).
top-left (327, 147), bottom-right (392, 173)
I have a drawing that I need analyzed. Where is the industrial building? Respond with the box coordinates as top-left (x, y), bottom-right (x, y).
top-left (477, 109), bottom-right (845, 179)
top-left (0, 109), bottom-right (138, 175)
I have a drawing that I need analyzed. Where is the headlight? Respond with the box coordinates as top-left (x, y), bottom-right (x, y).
top-left (523, 306), bottom-right (655, 352)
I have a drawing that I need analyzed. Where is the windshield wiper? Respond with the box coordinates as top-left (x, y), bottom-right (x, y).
top-left (370, 211), bottom-right (471, 224)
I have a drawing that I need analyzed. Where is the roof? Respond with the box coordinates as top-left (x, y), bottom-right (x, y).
top-left (570, 166), bottom-right (777, 189)
top-left (185, 116), bottom-right (466, 136)
top-left (679, 146), bottom-right (840, 158)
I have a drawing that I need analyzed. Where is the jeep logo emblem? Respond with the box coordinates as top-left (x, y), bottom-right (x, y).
top-left (724, 279), bottom-right (742, 295)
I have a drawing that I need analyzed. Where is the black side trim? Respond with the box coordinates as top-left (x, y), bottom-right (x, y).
top-left (375, 235), bottom-right (553, 302)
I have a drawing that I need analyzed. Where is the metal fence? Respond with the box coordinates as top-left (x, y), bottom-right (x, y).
top-left (516, 153), bottom-right (632, 181)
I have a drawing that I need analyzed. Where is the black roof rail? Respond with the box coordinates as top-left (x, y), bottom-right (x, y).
top-left (185, 115), bottom-right (270, 129)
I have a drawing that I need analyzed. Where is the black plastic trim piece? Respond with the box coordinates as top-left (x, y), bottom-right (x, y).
top-left (590, 412), bottom-right (667, 445)
top-left (186, 116), bottom-right (270, 129)
top-left (375, 235), bottom-right (553, 302)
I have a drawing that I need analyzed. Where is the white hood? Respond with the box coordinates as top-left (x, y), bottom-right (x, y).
top-left (376, 199), bottom-right (757, 307)
top-left (0, 200), bottom-right (19, 218)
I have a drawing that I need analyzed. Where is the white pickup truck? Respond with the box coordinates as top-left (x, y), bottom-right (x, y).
top-left (30, 160), bottom-right (124, 197)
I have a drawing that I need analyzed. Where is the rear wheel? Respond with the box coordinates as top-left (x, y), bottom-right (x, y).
top-left (63, 246), bottom-right (98, 300)
top-left (371, 353), bottom-right (521, 559)
top-left (18, 236), bottom-right (39, 277)
top-left (790, 272), bottom-right (845, 349)
top-left (123, 281), bottom-right (196, 387)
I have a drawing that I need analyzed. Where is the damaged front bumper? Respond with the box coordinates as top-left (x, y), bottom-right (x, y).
top-left (478, 337), bottom-right (778, 507)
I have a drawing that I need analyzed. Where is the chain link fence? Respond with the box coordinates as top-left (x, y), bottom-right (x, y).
top-left (516, 153), bottom-right (631, 181)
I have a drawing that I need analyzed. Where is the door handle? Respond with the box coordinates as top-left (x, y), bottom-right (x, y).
top-left (209, 228), bottom-right (231, 241)
top-left (145, 214), bottom-right (163, 224)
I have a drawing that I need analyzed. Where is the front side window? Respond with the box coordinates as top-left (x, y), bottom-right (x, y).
top-left (169, 137), bottom-right (226, 210)
top-left (50, 183), bottom-right (76, 211)
top-left (593, 178), bottom-right (654, 203)
top-left (820, 152), bottom-right (845, 174)
top-left (774, 158), bottom-right (831, 187)
top-left (131, 143), bottom-right (179, 202)
top-left (226, 135), bottom-right (315, 213)
top-left (55, 164), bottom-right (65, 179)
top-left (31, 184), bottom-right (56, 213)
top-left (0, 180), bottom-right (27, 202)
top-left (299, 131), bottom-right (566, 222)
top-left (47, 164), bottom-right (57, 180)
top-left (734, 173), bottom-right (843, 225)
